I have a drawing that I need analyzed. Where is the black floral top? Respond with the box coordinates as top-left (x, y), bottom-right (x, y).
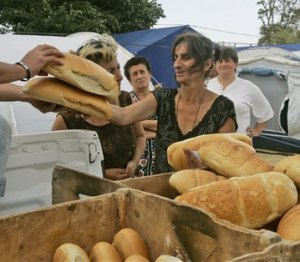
top-left (152, 88), bottom-right (237, 173)
top-left (59, 91), bottom-right (136, 170)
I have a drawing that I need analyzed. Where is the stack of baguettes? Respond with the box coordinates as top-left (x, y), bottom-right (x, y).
top-left (23, 53), bottom-right (119, 120)
top-left (167, 133), bottom-right (299, 230)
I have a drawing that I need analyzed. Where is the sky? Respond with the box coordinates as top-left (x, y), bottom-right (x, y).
top-left (155, 0), bottom-right (261, 46)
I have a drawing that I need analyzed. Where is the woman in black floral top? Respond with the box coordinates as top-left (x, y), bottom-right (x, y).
top-left (109, 32), bottom-right (237, 173)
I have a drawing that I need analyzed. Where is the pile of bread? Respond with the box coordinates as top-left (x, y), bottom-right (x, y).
top-left (52, 227), bottom-right (182, 262)
top-left (167, 133), bottom-right (300, 241)
top-left (23, 53), bottom-right (117, 120)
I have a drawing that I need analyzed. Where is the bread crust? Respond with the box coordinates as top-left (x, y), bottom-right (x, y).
top-left (89, 242), bottom-right (122, 262)
top-left (167, 133), bottom-right (254, 171)
top-left (53, 243), bottom-right (90, 262)
top-left (24, 77), bottom-right (112, 120)
top-left (175, 172), bottom-right (298, 229)
top-left (43, 53), bottom-right (119, 100)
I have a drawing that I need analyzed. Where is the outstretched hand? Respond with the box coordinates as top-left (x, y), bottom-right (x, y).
top-left (21, 44), bottom-right (64, 77)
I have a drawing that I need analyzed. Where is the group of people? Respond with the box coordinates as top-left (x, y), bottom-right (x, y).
top-left (0, 32), bottom-right (274, 186)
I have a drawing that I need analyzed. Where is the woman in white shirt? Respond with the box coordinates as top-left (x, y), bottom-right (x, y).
top-left (207, 46), bottom-right (274, 137)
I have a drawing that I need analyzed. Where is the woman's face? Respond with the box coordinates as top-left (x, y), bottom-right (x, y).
top-left (99, 57), bottom-right (123, 88)
top-left (173, 43), bottom-right (210, 84)
top-left (215, 58), bottom-right (237, 77)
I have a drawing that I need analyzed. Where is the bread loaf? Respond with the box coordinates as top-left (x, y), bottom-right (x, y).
top-left (125, 254), bottom-right (150, 262)
top-left (175, 172), bottom-right (298, 229)
top-left (198, 140), bottom-right (273, 177)
top-left (169, 169), bottom-right (226, 194)
top-left (24, 77), bottom-right (112, 120)
top-left (112, 228), bottom-right (150, 260)
top-left (155, 255), bottom-right (183, 262)
top-left (43, 53), bottom-right (119, 100)
top-left (273, 154), bottom-right (300, 188)
top-left (277, 204), bottom-right (300, 241)
top-left (53, 243), bottom-right (90, 262)
top-left (89, 242), bottom-right (121, 262)
top-left (167, 133), bottom-right (254, 171)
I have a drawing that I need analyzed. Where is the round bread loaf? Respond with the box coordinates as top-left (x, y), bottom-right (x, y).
top-left (273, 154), bottom-right (300, 188)
top-left (125, 254), bottom-right (150, 262)
top-left (53, 243), bottom-right (90, 262)
top-left (112, 228), bottom-right (150, 260)
top-left (169, 169), bottom-right (226, 194)
top-left (89, 241), bottom-right (121, 262)
top-left (155, 255), bottom-right (183, 262)
top-left (277, 204), bottom-right (300, 241)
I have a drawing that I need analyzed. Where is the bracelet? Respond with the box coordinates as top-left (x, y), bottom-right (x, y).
top-left (15, 61), bottom-right (32, 81)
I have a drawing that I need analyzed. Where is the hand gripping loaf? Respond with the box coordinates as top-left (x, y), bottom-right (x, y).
top-left (43, 52), bottom-right (119, 101)
top-left (175, 172), bottom-right (298, 229)
top-left (169, 169), bottom-right (226, 194)
top-left (167, 133), bottom-right (254, 171)
top-left (198, 139), bottom-right (273, 177)
top-left (23, 77), bottom-right (112, 120)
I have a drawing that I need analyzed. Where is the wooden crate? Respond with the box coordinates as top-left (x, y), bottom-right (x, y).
top-left (0, 188), bottom-right (282, 262)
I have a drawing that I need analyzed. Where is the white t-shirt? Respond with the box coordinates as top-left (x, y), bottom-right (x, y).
top-left (207, 77), bottom-right (274, 133)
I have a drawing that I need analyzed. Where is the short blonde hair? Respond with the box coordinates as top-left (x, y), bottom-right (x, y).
top-left (73, 34), bottom-right (118, 64)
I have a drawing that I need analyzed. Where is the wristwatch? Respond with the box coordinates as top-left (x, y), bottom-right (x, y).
top-left (15, 61), bottom-right (32, 81)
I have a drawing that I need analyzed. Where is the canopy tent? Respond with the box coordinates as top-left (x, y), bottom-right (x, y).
top-left (114, 25), bottom-right (198, 88)
top-left (237, 47), bottom-right (300, 139)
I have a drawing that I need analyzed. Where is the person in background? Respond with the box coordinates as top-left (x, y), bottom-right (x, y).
top-left (51, 35), bottom-right (146, 180)
top-left (108, 32), bottom-right (237, 174)
top-left (124, 56), bottom-right (157, 176)
top-left (207, 46), bottom-right (274, 137)
top-left (0, 44), bottom-right (64, 196)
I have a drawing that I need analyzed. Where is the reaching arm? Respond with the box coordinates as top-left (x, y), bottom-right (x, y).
top-left (246, 121), bottom-right (267, 137)
top-left (51, 114), bottom-right (68, 131)
top-left (110, 93), bottom-right (157, 126)
top-left (0, 44), bottom-right (64, 84)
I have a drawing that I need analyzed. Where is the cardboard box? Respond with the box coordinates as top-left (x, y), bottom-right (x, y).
top-left (0, 188), bottom-right (281, 261)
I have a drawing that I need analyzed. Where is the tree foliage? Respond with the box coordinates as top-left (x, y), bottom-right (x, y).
top-left (0, 0), bottom-right (165, 35)
top-left (257, 0), bottom-right (300, 44)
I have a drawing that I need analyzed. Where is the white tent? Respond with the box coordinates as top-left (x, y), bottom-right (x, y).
top-left (237, 47), bottom-right (300, 139)
top-left (0, 32), bottom-right (138, 134)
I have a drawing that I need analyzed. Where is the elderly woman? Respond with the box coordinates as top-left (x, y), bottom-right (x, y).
top-left (109, 32), bottom-right (237, 173)
top-left (52, 35), bottom-right (146, 180)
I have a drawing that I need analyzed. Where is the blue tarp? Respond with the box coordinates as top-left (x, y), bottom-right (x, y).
top-left (236, 43), bottom-right (300, 52)
top-left (114, 25), bottom-right (197, 88)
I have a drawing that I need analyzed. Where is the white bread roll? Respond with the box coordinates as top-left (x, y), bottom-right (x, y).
top-left (24, 77), bottom-right (112, 120)
top-left (89, 241), bottom-right (121, 262)
top-left (277, 204), bottom-right (300, 241)
top-left (155, 255), bottom-right (183, 262)
top-left (53, 243), bottom-right (90, 262)
top-left (198, 140), bottom-right (273, 177)
top-left (169, 169), bottom-right (226, 194)
top-left (167, 133), bottom-right (253, 171)
top-left (273, 154), bottom-right (300, 188)
top-left (43, 53), bottom-right (119, 100)
top-left (175, 172), bottom-right (298, 229)
top-left (125, 254), bottom-right (150, 262)
top-left (112, 228), bottom-right (150, 260)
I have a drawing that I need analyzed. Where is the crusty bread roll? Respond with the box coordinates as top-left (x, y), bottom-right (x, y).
top-left (24, 77), bottom-right (112, 120)
top-left (53, 243), bottom-right (90, 262)
top-left (169, 169), bottom-right (226, 194)
top-left (43, 53), bottom-right (119, 100)
top-left (273, 154), bottom-right (300, 188)
top-left (125, 254), bottom-right (150, 262)
top-left (155, 255), bottom-right (183, 262)
top-left (112, 228), bottom-right (150, 260)
top-left (277, 204), bottom-right (300, 241)
top-left (167, 133), bottom-right (254, 171)
top-left (198, 140), bottom-right (273, 177)
top-left (89, 241), bottom-right (121, 262)
top-left (175, 172), bottom-right (298, 229)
